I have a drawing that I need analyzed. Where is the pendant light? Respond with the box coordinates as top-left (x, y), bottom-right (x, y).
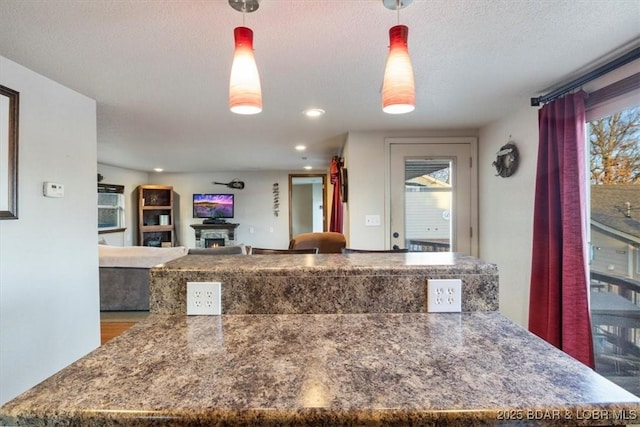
top-left (382, 0), bottom-right (415, 114)
top-left (229, 0), bottom-right (262, 115)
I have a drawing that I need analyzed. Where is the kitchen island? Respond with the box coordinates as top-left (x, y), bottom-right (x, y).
top-left (149, 252), bottom-right (499, 314)
top-left (2, 253), bottom-right (638, 426)
top-left (1, 312), bottom-right (639, 426)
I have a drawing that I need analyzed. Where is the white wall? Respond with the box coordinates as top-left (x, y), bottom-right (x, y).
top-left (478, 104), bottom-right (539, 327)
top-left (312, 182), bottom-right (323, 232)
top-left (343, 130), bottom-right (478, 250)
top-left (343, 126), bottom-right (539, 326)
top-left (97, 163), bottom-right (149, 246)
top-left (100, 118), bottom-right (539, 327)
top-left (291, 184), bottom-right (312, 237)
top-left (0, 56), bottom-right (100, 405)
top-left (148, 171), bottom-right (293, 249)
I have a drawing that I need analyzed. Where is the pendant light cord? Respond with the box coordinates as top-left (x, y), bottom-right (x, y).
top-left (396, 0), bottom-right (400, 24)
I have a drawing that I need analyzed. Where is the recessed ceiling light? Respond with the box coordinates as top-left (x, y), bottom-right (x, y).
top-left (302, 108), bottom-right (325, 118)
top-left (153, 168), bottom-right (164, 172)
top-left (295, 145), bottom-right (307, 151)
top-left (304, 165), bottom-right (313, 170)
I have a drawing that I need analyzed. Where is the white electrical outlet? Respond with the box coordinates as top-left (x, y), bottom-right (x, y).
top-left (187, 282), bottom-right (222, 315)
top-left (427, 279), bottom-right (462, 313)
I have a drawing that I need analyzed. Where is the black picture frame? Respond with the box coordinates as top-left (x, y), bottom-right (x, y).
top-left (0, 84), bottom-right (19, 220)
top-left (341, 167), bottom-right (348, 203)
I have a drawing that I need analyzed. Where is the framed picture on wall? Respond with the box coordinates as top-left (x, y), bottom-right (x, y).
top-left (0, 84), bottom-right (19, 220)
top-left (341, 167), bottom-right (348, 203)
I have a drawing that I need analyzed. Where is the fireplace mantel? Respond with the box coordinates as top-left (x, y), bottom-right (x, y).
top-left (190, 223), bottom-right (239, 247)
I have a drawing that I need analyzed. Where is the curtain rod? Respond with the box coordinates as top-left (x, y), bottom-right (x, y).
top-left (530, 46), bottom-right (640, 107)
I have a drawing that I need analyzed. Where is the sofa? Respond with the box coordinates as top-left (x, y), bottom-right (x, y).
top-left (99, 245), bottom-right (189, 311)
top-left (99, 244), bottom-right (248, 311)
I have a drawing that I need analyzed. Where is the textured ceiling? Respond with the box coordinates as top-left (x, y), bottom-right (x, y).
top-left (0, 0), bottom-right (638, 173)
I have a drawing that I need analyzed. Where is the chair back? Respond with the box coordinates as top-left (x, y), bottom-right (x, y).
top-left (288, 232), bottom-right (346, 254)
top-left (188, 244), bottom-right (246, 255)
top-left (341, 248), bottom-right (409, 254)
top-left (252, 248), bottom-right (319, 254)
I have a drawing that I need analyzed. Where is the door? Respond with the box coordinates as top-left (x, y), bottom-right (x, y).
top-left (289, 174), bottom-right (327, 240)
top-left (389, 138), bottom-right (477, 255)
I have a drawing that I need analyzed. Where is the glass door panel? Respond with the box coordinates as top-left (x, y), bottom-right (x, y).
top-left (390, 142), bottom-right (473, 254)
top-left (404, 159), bottom-right (452, 252)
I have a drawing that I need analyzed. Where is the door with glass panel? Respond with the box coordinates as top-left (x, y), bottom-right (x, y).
top-left (389, 140), bottom-right (477, 255)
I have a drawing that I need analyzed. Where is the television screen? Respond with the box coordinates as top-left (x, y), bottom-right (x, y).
top-left (193, 194), bottom-right (234, 218)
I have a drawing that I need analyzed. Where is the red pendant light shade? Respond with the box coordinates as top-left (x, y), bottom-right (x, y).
top-left (229, 26), bottom-right (262, 115)
top-left (382, 25), bottom-right (415, 114)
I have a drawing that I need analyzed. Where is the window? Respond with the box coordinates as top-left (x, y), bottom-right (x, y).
top-left (588, 103), bottom-right (639, 398)
top-left (98, 184), bottom-right (125, 231)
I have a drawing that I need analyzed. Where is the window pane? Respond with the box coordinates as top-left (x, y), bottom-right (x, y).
top-left (589, 104), bottom-right (640, 397)
top-left (404, 159), bottom-right (452, 252)
top-left (98, 193), bottom-right (120, 207)
top-left (97, 192), bottom-right (124, 230)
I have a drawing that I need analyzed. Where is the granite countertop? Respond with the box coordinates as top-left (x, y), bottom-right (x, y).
top-left (148, 253), bottom-right (500, 314)
top-left (2, 312), bottom-right (638, 426)
top-left (153, 252), bottom-right (498, 276)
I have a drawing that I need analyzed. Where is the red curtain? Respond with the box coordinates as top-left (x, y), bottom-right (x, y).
top-left (529, 91), bottom-right (594, 368)
top-left (329, 156), bottom-right (343, 233)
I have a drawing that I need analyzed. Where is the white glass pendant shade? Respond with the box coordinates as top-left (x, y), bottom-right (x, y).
top-left (229, 26), bottom-right (262, 115)
top-left (382, 25), bottom-right (415, 114)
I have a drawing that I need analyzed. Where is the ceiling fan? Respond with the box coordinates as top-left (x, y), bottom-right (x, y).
top-left (213, 179), bottom-right (245, 190)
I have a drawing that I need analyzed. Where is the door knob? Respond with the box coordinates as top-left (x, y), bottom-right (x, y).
top-left (393, 232), bottom-right (399, 238)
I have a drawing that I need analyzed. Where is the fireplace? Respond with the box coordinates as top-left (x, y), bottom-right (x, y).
top-left (204, 238), bottom-right (225, 248)
top-left (190, 223), bottom-right (239, 248)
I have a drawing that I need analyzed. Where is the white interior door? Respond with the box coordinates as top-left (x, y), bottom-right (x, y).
top-left (389, 139), bottom-right (477, 255)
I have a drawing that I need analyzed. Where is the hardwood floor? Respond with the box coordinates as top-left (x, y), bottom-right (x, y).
top-left (100, 322), bottom-right (136, 345)
top-left (100, 311), bottom-right (149, 345)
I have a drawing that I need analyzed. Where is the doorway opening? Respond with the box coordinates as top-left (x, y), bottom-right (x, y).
top-left (289, 174), bottom-right (327, 240)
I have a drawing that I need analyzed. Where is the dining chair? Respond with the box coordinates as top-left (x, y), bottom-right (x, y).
top-left (341, 248), bottom-right (409, 254)
top-left (251, 247), bottom-right (319, 254)
top-left (288, 232), bottom-right (346, 253)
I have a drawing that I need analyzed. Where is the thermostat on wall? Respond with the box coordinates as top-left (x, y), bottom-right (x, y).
top-left (43, 182), bottom-right (64, 198)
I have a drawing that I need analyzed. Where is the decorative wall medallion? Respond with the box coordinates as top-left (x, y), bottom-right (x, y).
top-left (272, 182), bottom-right (279, 217)
top-left (492, 141), bottom-right (519, 178)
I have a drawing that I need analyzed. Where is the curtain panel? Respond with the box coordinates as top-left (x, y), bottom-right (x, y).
top-left (529, 91), bottom-right (594, 368)
top-left (329, 156), bottom-right (343, 233)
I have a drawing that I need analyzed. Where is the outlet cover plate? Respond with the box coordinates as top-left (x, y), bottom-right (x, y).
top-left (427, 279), bottom-right (462, 313)
top-left (187, 282), bottom-right (222, 315)
top-left (365, 214), bottom-right (381, 226)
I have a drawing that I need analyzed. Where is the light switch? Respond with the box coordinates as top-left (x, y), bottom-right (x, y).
top-left (365, 215), bottom-right (381, 226)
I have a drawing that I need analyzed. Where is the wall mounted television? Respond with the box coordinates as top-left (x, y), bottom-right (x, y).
top-left (193, 194), bottom-right (234, 219)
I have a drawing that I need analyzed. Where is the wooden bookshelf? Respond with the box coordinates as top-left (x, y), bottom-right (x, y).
top-left (137, 185), bottom-right (175, 247)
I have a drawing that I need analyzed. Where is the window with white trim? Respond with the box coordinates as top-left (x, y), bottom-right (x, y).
top-left (98, 183), bottom-right (125, 231)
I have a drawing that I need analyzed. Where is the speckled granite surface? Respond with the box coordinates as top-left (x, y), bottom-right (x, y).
top-left (150, 253), bottom-right (499, 314)
top-left (2, 312), bottom-right (638, 426)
